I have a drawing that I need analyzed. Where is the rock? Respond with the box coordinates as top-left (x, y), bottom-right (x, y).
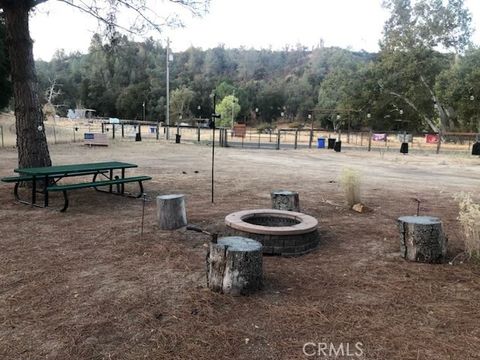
top-left (352, 203), bottom-right (369, 213)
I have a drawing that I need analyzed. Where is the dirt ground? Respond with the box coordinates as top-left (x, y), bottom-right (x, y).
top-left (1, 140), bottom-right (480, 360)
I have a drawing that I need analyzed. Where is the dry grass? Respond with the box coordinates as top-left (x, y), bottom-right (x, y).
top-left (339, 167), bottom-right (361, 207)
top-left (1, 142), bottom-right (480, 359)
top-left (455, 192), bottom-right (480, 259)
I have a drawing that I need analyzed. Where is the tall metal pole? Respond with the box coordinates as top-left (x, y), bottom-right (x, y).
top-left (211, 93), bottom-right (217, 204)
top-left (309, 113), bottom-right (313, 148)
top-left (231, 90), bottom-right (235, 137)
top-left (166, 38), bottom-right (170, 140)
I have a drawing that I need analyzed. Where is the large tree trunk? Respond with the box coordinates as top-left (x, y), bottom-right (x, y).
top-left (2, 1), bottom-right (51, 168)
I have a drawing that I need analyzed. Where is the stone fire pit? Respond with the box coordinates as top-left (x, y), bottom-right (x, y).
top-left (225, 209), bottom-right (319, 256)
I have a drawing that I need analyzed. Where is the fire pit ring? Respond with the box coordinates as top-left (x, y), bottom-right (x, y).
top-left (225, 209), bottom-right (319, 256)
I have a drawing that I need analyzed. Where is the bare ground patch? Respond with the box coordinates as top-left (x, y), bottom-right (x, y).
top-left (1, 141), bottom-right (480, 359)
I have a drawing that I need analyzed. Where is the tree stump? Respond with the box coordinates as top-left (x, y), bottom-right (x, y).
top-left (207, 236), bottom-right (263, 296)
top-left (156, 194), bottom-right (187, 230)
top-left (398, 216), bottom-right (447, 263)
top-left (271, 190), bottom-right (300, 212)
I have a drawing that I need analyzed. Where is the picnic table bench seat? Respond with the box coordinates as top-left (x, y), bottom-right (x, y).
top-left (1, 175), bottom-right (35, 203)
top-left (1, 175), bottom-right (35, 183)
top-left (47, 175), bottom-right (152, 212)
top-left (1, 170), bottom-right (109, 184)
top-left (47, 175), bottom-right (152, 192)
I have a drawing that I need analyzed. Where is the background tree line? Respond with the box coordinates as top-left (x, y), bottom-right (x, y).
top-left (1, 0), bottom-right (479, 134)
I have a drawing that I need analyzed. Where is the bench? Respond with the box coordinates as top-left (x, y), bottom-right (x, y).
top-left (1, 171), bottom-right (109, 204)
top-left (47, 175), bottom-right (152, 212)
top-left (1, 170), bottom-right (109, 184)
top-left (1, 175), bottom-right (35, 203)
top-left (1, 175), bottom-right (34, 183)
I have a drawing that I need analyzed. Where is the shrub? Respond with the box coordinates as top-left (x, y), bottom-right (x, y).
top-left (454, 192), bottom-right (480, 259)
top-left (256, 123), bottom-right (273, 134)
top-left (340, 168), bottom-right (361, 207)
top-left (287, 121), bottom-right (304, 129)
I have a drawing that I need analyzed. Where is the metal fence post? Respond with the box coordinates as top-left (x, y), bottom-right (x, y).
top-left (112, 124), bottom-right (115, 139)
top-left (368, 130), bottom-right (372, 152)
top-left (294, 130), bottom-right (298, 149)
top-left (197, 124), bottom-right (201, 142)
top-left (276, 130), bottom-right (281, 150)
top-left (436, 132), bottom-right (442, 154)
top-left (101, 123), bottom-right (105, 133)
top-left (121, 124), bottom-right (125, 138)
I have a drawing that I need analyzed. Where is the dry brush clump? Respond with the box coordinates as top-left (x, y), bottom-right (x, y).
top-left (340, 168), bottom-right (361, 207)
top-left (454, 192), bottom-right (480, 259)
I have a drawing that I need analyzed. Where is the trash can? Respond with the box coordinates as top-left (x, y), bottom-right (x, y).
top-left (334, 141), bottom-right (341, 152)
top-left (328, 138), bottom-right (336, 149)
top-left (472, 142), bottom-right (480, 155)
top-left (400, 142), bottom-right (408, 154)
top-left (135, 133), bottom-right (142, 142)
top-left (175, 134), bottom-right (181, 144)
top-left (317, 137), bottom-right (325, 149)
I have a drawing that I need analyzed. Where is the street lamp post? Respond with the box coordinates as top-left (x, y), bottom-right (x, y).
top-left (231, 91), bottom-right (235, 137)
top-left (364, 111), bottom-right (372, 151)
top-left (399, 109), bottom-right (409, 154)
top-left (197, 105), bottom-right (201, 142)
top-left (210, 92), bottom-right (221, 204)
top-left (308, 113), bottom-right (313, 148)
top-left (166, 38), bottom-right (173, 140)
top-left (142, 101), bottom-right (145, 141)
top-left (177, 114), bottom-right (182, 136)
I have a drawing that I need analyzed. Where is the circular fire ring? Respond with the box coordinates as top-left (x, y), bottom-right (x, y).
top-left (225, 209), bottom-right (319, 256)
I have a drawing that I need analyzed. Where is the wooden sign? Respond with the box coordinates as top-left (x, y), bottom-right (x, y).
top-left (84, 132), bottom-right (108, 146)
top-left (233, 124), bottom-right (247, 138)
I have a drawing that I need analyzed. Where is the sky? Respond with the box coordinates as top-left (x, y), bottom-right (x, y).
top-left (30, 0), bottom-right (480, 61)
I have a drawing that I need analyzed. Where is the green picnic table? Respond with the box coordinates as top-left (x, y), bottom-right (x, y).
top-left (1, 161), bottom-right (152, 212)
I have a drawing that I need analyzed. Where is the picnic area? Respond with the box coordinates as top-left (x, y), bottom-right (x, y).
top-left (1, 141), bottom-right (480, 359)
